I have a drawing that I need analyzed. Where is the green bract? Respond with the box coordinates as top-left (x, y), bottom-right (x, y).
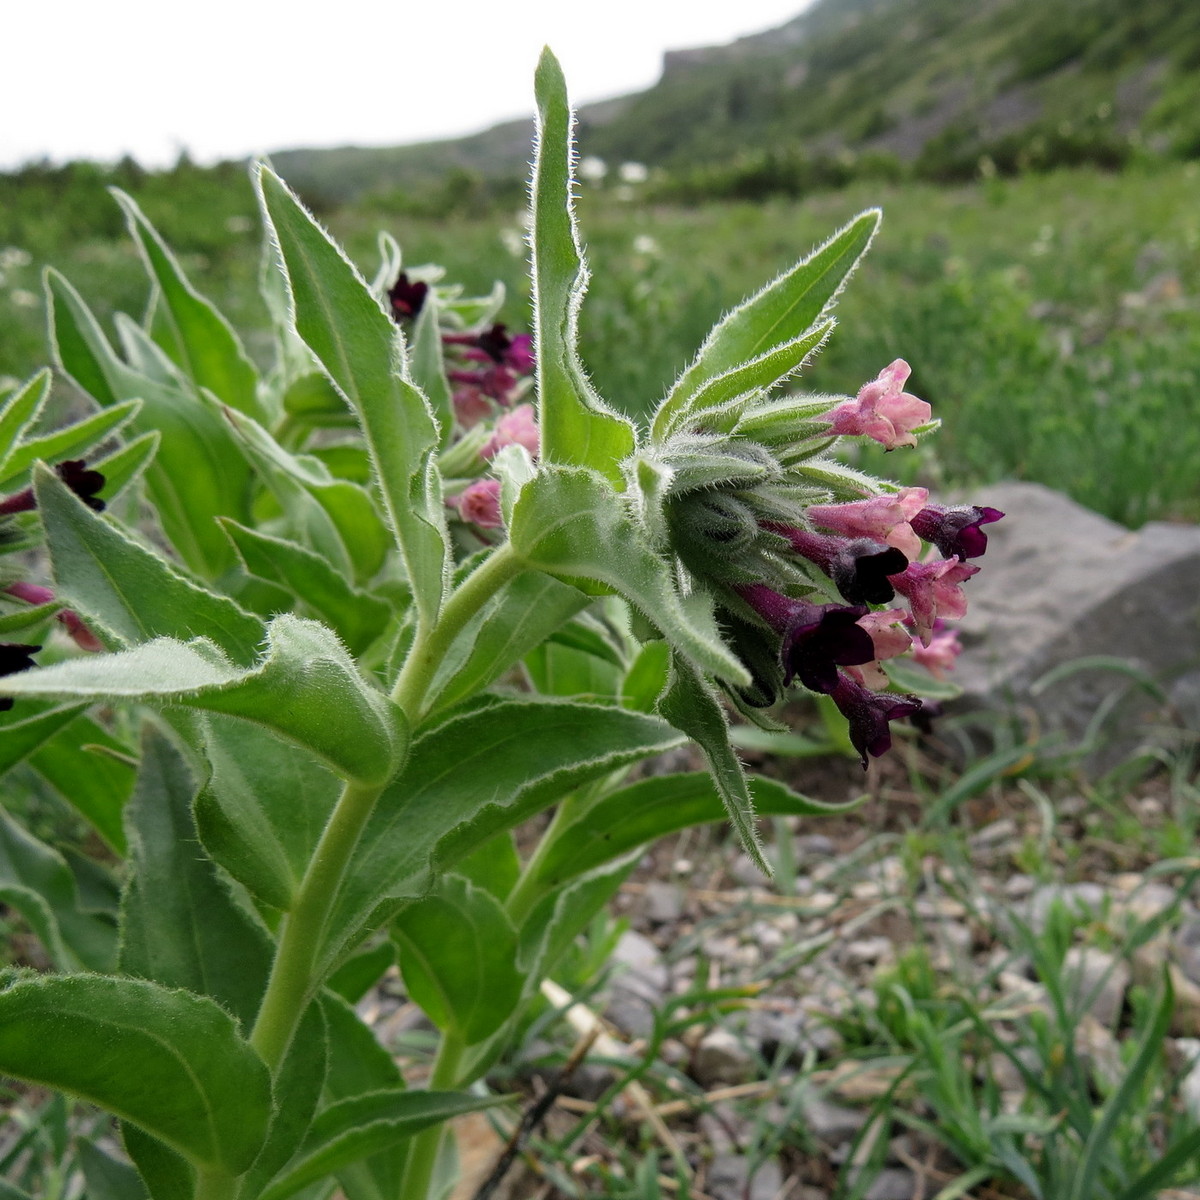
top-left (0, 49), bottom-right (936, 1200)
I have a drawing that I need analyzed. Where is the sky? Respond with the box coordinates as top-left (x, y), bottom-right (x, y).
top-left (6, 0), bottom-right (813, 170)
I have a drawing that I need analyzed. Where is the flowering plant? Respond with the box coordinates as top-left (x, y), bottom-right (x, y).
top-left (0, 52), bottom-right (996, 1200)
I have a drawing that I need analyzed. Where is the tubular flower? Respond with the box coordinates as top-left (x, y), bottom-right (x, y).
top-left (767, 524), bottom-right (908, 605)
top-left (910, 503), bottom-right (1004, 560)
top-left (908, 618), bottom-right (962, 679)
top-left (888, 557), bottom-right (978, 645)
top-left (4, 582), bottom-right (104, 653)
top-left (0, 643), bottom-right (41, 711)
top-left (806, 487), bottom-right (928, 559)
top-left (737, 584), bottom-right (873, 694)
top-left (829, 672), bottom-right (924, 767)
top-left (823, 359), bottom-right (931, 450)
top-left (387, 273), bottom-right (428, 321)
top-left (847, 608), bottom-right (913, 689)
top-left (455, 478), bottom-right (504, 529)
top-left (481, 404), bottom-right (539, 460)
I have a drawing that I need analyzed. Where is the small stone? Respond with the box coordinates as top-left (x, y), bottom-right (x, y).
top-left (969, 817), bottom-right (1018, 848)
top-left (730, 853), bottom-right (768, 887)
top-left (1174, 1038), bottom-right (1200, 1120)
top-left (611, 930), bottom-right (668, 998)
top-left (1004, 874), bottom-right (1036, 899)
top-left (863, 1167), bottom-right (919, 1200)
top-left (844, 937), bottom-right (893, 967)
top-left (1074, 1014), bottom-right (1122, 1090)
top-left (1025, 882), bottom-right (1107, 934)
top-left (796, 833), bottom-right (837, 859)
top-left (799, 1093), bottom-right (867, 1143)
top-left (693, 1028), bottom-right (756, 1088)
top-left (643, 881), bottom-right (684, 924)
top-left (1062, 947), bottom-right (1130, 1028)
top-left (706, 1155), bottom-right (783, 1200)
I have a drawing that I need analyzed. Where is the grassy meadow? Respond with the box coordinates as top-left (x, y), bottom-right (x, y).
top-left (3, 160), bottom-right (1198, 527)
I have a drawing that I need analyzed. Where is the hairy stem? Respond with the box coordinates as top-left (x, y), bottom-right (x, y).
top-left (398, 1034), bottom-right (465, 1200)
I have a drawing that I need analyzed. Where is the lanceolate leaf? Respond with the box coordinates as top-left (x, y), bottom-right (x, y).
top-left (531, 49), bottom-right (635, 485)
top-left (76, 1140), bottom-right (150, 1200)
top-left (113, 190), bottom-right (262, 419)
top-left (0, 370), bottom-right (52, 474)
top-left (0, 971), bottom-right (271, 1173)
top-left (34, 463), bottom-right (265, 662)
top-left (194, 716), bottom-right (340, 912)
top-left (45, 268), bottom-right (253, 578)
top-left (0, 399), bottom-right (142, 489)
top-left (654, 209), bottom-right (880, 437)
top-left (120, 725), bottom-right (273, 1028)
top-left (256, 166), bottom-right (449, 628)
top-left (0, 614), bottom-right (406, 786)
top-left (509, 467), bottom-right (749, 687)
top-left (259, 1091), bottom-right (509, 1200)
top-left (658, 652), bottom-right (770, 875)
top-left (0, 702), bottom-right (87, 779)
top-left (528, 771), bottom-right (857, 893)
top-left (324, 698), bottom-right (683, 972)
top-left (409, 289), bottom-right (453, 442)
top-left (392, 874), bottom-right (523, 1044)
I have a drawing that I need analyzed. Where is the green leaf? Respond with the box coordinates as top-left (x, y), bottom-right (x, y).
top-left (427, 569), bottom-right (590, 714)
top-left (393, 874), bottom-right (523, 1044)
top-left (327, 941), bottom-right (395, 1005)
top-left (530, 49), bottom-right (635, 485)
top-left (194, 716), bottom-right (340, 912)
top-left (121, 1127), bottom-right (193, 1200)
top-left (0, 971), bottom-right (271, 1173)
top-left (0, 399), bottom-right (142, 490)
top-left (658, 653), bottom-right (769, 875)
top-left (237, 1001), bottom-right (328, 1200)
top-left (409, 289), bottom-right (452, 442)
top-left (453, 833), bottom-right (521, 903)
top-left (76, 1140), bottom-right (150, 1200)
top-left (0, 701), bottom-right (87, 777)
top-left (221, 520), bottom-right (393, 657)
top-left (35, 461), bottom-right (264, 662)
top-left (325, 698), bottom-right (683, 972)
top-left (0, 811), bottom-right (117, 971)
top-left (119, 725), bottom-right (273, 1029)
top-left (259, 1091), bottom-right (509, 1200)
top-left (652, 323), bottom-right (833, 441)
top-left (0, 370), bottom-right (52, 473)
top-left (654, 209), bottom-right (879, 436)
top-left (621, 640), bottom-right (671, 713)
top-left (0, 614), bottom-right (406, 786)
top-left (524, 639), bottom-right (623, 701)
top-left (45, 269), bottom-right (253, 578)
top-left (113, 190), bottom-right (262, 419)
top-left (509, 467), bottom-right (749, 687)
top-left (256, 167), bottom-right (449, 627)
top-left (92, 430), bottom-right (161, 504)
top-left (30, 713), bottom-right (135, 853)
top-left (528, 771), bottom-right (856, 893)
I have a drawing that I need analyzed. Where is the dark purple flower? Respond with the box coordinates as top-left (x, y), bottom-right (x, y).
top-left (388, 273), bottom-right (428, 321)
top-left (459, 324), bottom-right (535, 374)
top-left (910, 504), bottom-right (1004, 560)
top-left (0, 643), bottom-right (41, 711)
top-left (766, 524), bottom-right (908, 605)
top-left (738, 583), bottom-right (874, 694)
top-left (0, 459), bottom-right (106, 515)
top-left (829, 673), bottom-right (924, 768)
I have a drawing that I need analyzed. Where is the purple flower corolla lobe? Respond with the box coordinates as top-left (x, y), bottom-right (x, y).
top-left (910, 504), bottom-right (1004, 560)
top-left (888, 557), bottom-right (978, 644)
top-left (829, 672), bottom-right (923, 767)
top-left (455, 478), bottom-right (504, 529)
top-left (737, 583), bottom-right (873, 694)
top-left (0, 643), bottom-right (41, 711)
top-left (767, 524), bottom-right (908, 606)
top-left (0, 460), bottom-right (106, 515)
top-left (388, 273), bottom-right (428, 320)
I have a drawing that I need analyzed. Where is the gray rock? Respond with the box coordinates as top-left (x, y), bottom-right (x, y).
top-left (1061, 947), bottom-right (1130, 1027)
top-left (693, 1028), bottom-right (756, 1088)
top-left (949, 482), bottom-right (1200, 770)
top-left (706, 1155), bottom-right (783, 1200)
top-left (799, 1093), bottom-right (868, 1143)
top-left (863, 1167), bottom-right (919, 1200)
top-left (643, 881), bottom-right (684, 924)
top-left (607, 929), bottom-right (668, 1036)
top-left (1024, 882), bottom-right (1108, 934)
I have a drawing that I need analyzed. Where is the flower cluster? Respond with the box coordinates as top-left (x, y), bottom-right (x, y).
top-left (661, 360), bottom-right (1001, 766)
top-left (0, 459), bottom-right (106, 516)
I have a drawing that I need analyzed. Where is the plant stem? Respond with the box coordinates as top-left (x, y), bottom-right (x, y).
top-left (249, 544), bottom-right (524, 1075)
top-left (398, 1034), bottom-right (466, 1200)
top-left (392, 543), bottom-right (522, 720)
top-left (250, 778), bottom-right (383, 1072)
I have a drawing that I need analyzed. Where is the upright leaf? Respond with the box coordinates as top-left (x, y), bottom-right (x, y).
top-left (35, 461), bottom-right (264, 663)
top-left (120, 725), bottom-right (273, 1028)
top-left (195, 716), bottom-right (340, 912)
top-left (113, 190), bottom-right (262, 419)
top-left (392, 875), bottom-right (523, 1044)
top-left (530, 49), bottom-right (635, 484)
top-left (0, 971), bottom-right (271, 1173)
top-left (256, 167), bottom-right (449, 627)
top-left (0, 399), bottom-right (141, 489)
top-left (0, 370), bottom-right (52, 474)
top-left (76, 1141), bottom-right (150, 1200)
top-left (653, 208), bottom-right (879, 438)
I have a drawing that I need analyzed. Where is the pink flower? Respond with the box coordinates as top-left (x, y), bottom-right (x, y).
top-left (807, 487), bottom-right (928, 560)
top-left (4, 581), bottom-right (104, 653)
top-left (847, 608), bottom-right (912, 689)
top-left (908, 619), bottom-right (962, 679)
top-left (481, 404), bottom-right (539, 460)
top-left (823, 359), bottom-right (932, 450)
top-left (455, 479), bottom-right (504, 529)
top-left (888, 557), bottom-right (978, 645)
top-left (452, 384), bottom-right (495, 429)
